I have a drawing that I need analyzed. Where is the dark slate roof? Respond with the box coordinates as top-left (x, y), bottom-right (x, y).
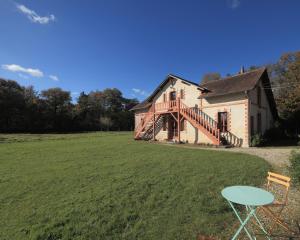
top-left (199, 68), bottom-right (266, 98)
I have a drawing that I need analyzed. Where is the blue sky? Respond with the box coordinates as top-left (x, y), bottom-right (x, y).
top-left (0, 0), bottom-right (299, 101)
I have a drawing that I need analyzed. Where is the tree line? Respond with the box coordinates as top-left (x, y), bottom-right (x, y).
top-left (1, 51), bottom-right (299, 135)
top-left (0, 81), bottom-right (138, 133)
top-left (201, 51), bottom-right (300, 138)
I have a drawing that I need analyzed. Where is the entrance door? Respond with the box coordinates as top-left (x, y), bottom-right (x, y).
top-left (218, 112), bottom-right (228, 132)
top-left (168, 117), bottom-right (178, 139)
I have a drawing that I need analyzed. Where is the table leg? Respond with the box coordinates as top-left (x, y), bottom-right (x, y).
top-left (247, 205), bottom-right (271, 240)
top-left (228, 200), bottom-right (255, 240)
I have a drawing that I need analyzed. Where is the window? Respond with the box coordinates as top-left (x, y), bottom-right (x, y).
top-left (180, 119), bottom-right (186, 131)
top-left (250, 116), bottom-right (254, 136)
top-left (217, 112), bottom-right (228, 132)
top-left (163, 93), bottom-right (167, 102)
top-left (180, 89), bottom-right (185, 99)
top-left (169, 91), bottom-right (176, 101)
top-left (257, 86), bottom-right (261, 107)
top-left (162, 117), bottom-right (167, 131)
top-left (257, 113), bottom-right (261, 134)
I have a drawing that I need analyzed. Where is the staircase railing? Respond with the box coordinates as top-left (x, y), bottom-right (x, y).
top-left (179, 101), bottom-right (220, 144)
top-left (134, 104), bottom-right (154, 139)
top-left (141, 114), bottom-right (163, 140)
top-left (220, 131), bottom-right (243, 147)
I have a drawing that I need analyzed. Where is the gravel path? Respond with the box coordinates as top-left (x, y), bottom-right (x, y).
top-left (223, 147), bottom-right (299, 170)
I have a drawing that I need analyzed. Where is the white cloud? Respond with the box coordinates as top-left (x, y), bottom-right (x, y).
top-left (16, 4), bottom-right (56, 24)
top-left (132, 88), bottom-right (149, 97)
top-left (49, 75), bottom-right (59, 81)
top-left (229, 0), bottom-right (241, 9)
top-left (2, 64), bottom-right (44, 77)
top-left (71, 92), bottom-right (79, 96)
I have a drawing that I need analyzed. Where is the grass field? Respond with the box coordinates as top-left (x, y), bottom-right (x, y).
top-left (0, 132), bottom-right (269, 240)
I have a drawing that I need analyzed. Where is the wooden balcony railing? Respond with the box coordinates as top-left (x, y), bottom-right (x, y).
top-left (155, 100), bottom-right (177, 113)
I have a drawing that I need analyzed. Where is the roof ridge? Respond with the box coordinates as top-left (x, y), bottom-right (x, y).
top-left (168, 73), bottom-right (200, 87)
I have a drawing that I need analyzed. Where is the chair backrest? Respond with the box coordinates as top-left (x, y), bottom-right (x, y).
top-left (266, 171), bottom-right (291, 204)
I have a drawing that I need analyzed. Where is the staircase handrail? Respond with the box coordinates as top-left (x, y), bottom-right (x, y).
top-left (179, 101), bottom-right (220, 144)
top-left (134, 104), bottom-right (155, 138)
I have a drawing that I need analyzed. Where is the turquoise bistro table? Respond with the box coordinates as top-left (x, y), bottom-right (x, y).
top-left (222, 186), bottom-right (274, 240)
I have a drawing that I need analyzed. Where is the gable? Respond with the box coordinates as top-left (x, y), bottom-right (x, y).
top-left (130, 74), bottom-right (202, 111)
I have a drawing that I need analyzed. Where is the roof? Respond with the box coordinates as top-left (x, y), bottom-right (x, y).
top-left (130, 74), bottom-right (202, 111)
top-left (199, 67), bottom-right (266, 98)
top-left (130, 68), bottom-right (278, 118)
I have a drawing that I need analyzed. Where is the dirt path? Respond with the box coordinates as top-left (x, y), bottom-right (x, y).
top-left (224, 147), bottom-right (299, 170)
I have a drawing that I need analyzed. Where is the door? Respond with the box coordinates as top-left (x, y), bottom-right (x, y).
top-left (168, 117), bottom-right (178, 139)
top-left (218, 112), bottom-right (228, 132)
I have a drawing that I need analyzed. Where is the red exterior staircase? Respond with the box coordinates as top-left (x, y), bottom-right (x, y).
top-left (179, 101), bottom-right (220, 145)
top-left (134, 99), bottom-right (242, 146)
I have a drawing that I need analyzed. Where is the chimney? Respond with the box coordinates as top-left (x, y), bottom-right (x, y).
top-left (240, 66), bottom-right (245, 74)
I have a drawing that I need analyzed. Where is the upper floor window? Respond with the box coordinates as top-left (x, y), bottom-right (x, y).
top-left (163, 93), bottom-right (167, 102)
top-left (257, 86), bottom-right (261, 107)
top-left (169, 91), bottom-right (176, 101)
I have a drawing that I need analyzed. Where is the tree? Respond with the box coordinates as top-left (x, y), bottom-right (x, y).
top-left (0, 79), bottom-right (25, 132)
top-left (23, 86), bottom-right (40, 132)
top-left (102, 88), bottom-right (123, 112)
top-left (272, 52), bottom-right (300, 135)
top-left (99, 116), bottom-right (113, 131)
top-left (41, 88), bottom-right (72, 131)
top-left (200, 72), bottom-right (221, 84)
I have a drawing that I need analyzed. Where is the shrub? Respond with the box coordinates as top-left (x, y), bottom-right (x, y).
top-left (263, 127), bottom-right (286, 142)
top-left (251, 134), bottom-right (264, 147)
top-left (290, 151), bottom-right (300, 185)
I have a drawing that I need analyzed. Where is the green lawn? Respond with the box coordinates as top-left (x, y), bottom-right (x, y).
top-left (0, 132), bottom-right (269, 240)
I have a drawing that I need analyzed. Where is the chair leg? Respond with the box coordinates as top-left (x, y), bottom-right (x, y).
top-left (262, 207), bottom-right (297, 235)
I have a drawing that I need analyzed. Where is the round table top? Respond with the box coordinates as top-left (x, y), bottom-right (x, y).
top-left (221, 185), bottom-right (274, 206)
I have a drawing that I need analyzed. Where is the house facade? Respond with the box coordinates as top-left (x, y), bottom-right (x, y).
top-left (131, 68), bottom-right (278, 147)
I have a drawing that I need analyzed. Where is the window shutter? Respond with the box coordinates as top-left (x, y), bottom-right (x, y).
top-left (180, 89), bottom-right (185, 99)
